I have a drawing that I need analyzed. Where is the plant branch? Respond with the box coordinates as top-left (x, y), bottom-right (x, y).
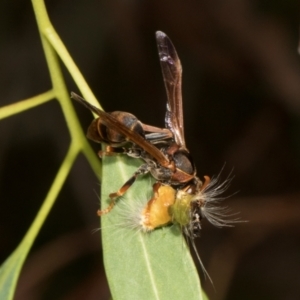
top-left (0, 90), bottom-right (54, 120)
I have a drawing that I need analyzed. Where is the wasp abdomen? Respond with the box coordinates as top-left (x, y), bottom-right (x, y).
top-left (87, 111), bottom-right (145, 146)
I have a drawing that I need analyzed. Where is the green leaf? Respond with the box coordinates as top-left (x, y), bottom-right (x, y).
top-left (101, 153), bottom-right (204, 300)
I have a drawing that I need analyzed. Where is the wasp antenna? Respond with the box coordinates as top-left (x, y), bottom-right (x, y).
top-left (200, 176), bottom-right (211, 191)
top-left (189, 236), bottom-right (215, 290)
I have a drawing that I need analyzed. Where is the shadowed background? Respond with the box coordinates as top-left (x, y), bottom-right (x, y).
top-left (1, 1), bottom-right (300, 299)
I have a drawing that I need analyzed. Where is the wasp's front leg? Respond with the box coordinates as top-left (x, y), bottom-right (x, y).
top-left (97, 163), bottom-right (150, 216)
top-left (98, 145), bottom-right (143, 159)
top-left (98, 145), bottom-right (126, 158)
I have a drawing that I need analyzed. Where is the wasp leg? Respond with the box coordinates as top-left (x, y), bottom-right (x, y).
top-left (99, 146), bottom-right (143, 159)
top-left (180, 175), bottom-right (211, 194)
top-left (97, 164), bottom-right (150, 216)
top-left (98, 145), bottom-right (126, 158)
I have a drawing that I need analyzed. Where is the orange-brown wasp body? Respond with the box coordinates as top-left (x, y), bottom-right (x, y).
top-left (72, 31), bottom-right (231, 238)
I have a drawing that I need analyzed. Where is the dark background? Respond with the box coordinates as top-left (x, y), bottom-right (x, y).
top-left (1, 1), bottom-right (300, 299)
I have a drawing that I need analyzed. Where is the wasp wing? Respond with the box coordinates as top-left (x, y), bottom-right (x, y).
top-left (156, 31), bottom-right (186, 148)
top-left (71, 92), bottom-right (170, 167)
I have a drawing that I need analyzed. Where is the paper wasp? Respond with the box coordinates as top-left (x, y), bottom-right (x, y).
top-left (72, 31), bottom-right (230, 238)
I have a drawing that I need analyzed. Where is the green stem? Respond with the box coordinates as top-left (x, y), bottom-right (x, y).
top-left (31, 0), bottom-right (101, 109)
top-left (0, 90), bottom-right (54, 120)
top-left (19, 142), bottom-right (79, 248)
top-left (31, 0), bottom-right (101, 179)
